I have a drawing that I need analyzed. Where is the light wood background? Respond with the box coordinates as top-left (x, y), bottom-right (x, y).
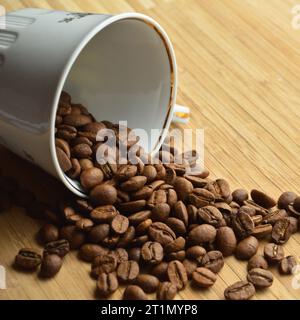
top-left (0, 0), bottom-right (300, 300)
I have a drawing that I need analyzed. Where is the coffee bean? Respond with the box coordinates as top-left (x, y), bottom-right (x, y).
top-left (279, 256), bottom-right (297, 275)
top-left (247, 255), bottom-right (269, 271)
top-left (252, 224), bottom-right (272, 239)
top-left (151, 203), bottom-right (170, 222)
top-left (143, 165), bottom-right (157, 182)
top-left (112, 248), bottom-right (129, 264)
top-left (182, 259), bottom-right (197, 278)
top-left (235, 236), bottom-right (258, 260)
top-left (247, 268), bottom-right (273, 288)
top-left (135, 219), bottom-right (152, 235)
top-left (128, 210), bottom-right (151, 225)
top-left (173, 201), bottom-right (188, 226)
top-left (60, 226), bottom-right (85, 249)
top-left (44, 239), bottom-right (70, 257)
top-left (91, 253), bottom-right (117, 278)
top-left (63, 113), bottom-right (92, 127)
top-left (111, 214), bottom-right (129, 234)
top-left (278, 192), bottom-right (297, 209)
top-left (244, 200), bottom-right (269, 216)
top-left (117, 226), bottom-right (136, 248)
top-left (192, 267), bottom-right (217, 288)
top-left (97, 272), bottom-right (119, 297)
top-left (90, 184), bottom-right (117, 206)
top-left (15, 248), bottom-right (42, 270)
top-left (90, 205), bottom-right (118, 223)
top-left (188, 224), bottom-right (216, 246)
top-left (115, 165), bottom-right (137, 182)
top-left (252, 215), bottom-right (263, 225)
top-left (148, 222), bottom-right (176, 246)
top-left (188, 188), bottom-right (215, 208)
top-left (40, 254), bottom-right (62, 278)
top-left (232, 210), bottom-right (254, 238)
top-left (224, 281), bottom-right (255, 300)
top-left (56, 125), bottom-right (77, 142)
top-left (197, 206), bottom-right (223, 227)
top-left (55, 138), bottom-right (71, 158)
top-left (293, 196), bottom-right (300, 212)
top-left (262, 209), bottom-right (287, 225)
top-left (131, 186), bottom-right (153, 201)
top-left (165, 166), bottom-right (176, 185)
top-left (128, 247), bottom-right (141, 262)
top-left (186, 246), bottom-right (206, 262)
top-left (251, 189), bottom-right (276, 209)
top-left (147, 190), bottom-right (167, 208)
top-left (39, 224), bottom-right (59, 244)
top-left (102, 234), bottom-right (120, 248)
top-left (123, 285), bottom-right (148, 300)
top-left (134, 274), bottom-right (160, 293)
top-left (157, 281), bottom-right (177, 300)
top-left (141, 241), bottom-right (164, 265)
top-left (166, 217), bottom-right (186, 236)
top-left (151, 262), bottom-right (169, 281)
top-left (166, 250), bottom-right (186, 261)
top-left (80, 168), bottom-right (104, 190)
top-left (232, 189), bottom-right (249, 205)
top-left (174, 177), bottom-right (193, 201)
top-left (216, 226), bottom-right (237, 256)
top-left (117, 260), bottom-right (139, 282)
top-left (79, 158), bottom-right (94, 170)
top-left (167, 260), bottom-right (188, 290)
top-left (272, 218), bottom-right (294, 244)
top-left (120, 176), bottom-right (147, 193)
top-left (118, 200), bottom-right (146, 214)
top-left (184, 175), bottom-right (208, 188)
top-left (200, 250), bottom-right (224, 273)
top-left (79, 244), bottom-right (108, 262)
top-left (207, 179), bottom-right (231, 201)
top-left (88, 224), bottom-right (110, 243)
top-left (164, 237), bottom-right (185, 254)
top-left (264, 243), bottom-right (284, 263)
top-left (76, 218), bottom-right (94, 231)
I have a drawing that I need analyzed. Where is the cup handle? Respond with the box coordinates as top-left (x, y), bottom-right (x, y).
top-left (172, 104), bottom-right (190, 124)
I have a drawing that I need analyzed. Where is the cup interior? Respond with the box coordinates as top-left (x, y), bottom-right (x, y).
top-left (58, 17), bottom-right (175, 195)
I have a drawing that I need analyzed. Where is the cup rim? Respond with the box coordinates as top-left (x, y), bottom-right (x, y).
top-left (50, 12), bottom-right (178, 198)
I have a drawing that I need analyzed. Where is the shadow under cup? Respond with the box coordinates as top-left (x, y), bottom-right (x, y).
top-left (53, 17), bottom-right (177, 197)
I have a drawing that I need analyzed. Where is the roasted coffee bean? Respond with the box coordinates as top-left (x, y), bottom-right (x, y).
top-left (216, 226), bottom-right (237, 256)
top-left (120, 176), bottom-right (147, 193)
top-left (288, 204), bottom-right (300, 218)
top-left (71, 143), bottom-right (92, 159)
top-left (174, 177), bottom-right (193, 201)
top-left (166, 217), bottom-right (186, 236)
top-left (278, 192), bottom-right (297, 209)
top-left (143, 165), bottom-right (157, 182)
top-left (224, 281), bottom-right (255, 300)
top-left (79, 158), bottom-right (94, 170)
top-left (91, 253), bottom-right (117, 278)
top-left (247, 268), bottom-right (273, 288)
top-left (63, 113), bottom-right (92, 127)
top-left (128, 210), bottom-right (151, 225)
top-left (279, 256), bottom-right (297, 275)
top-left (293, 196), bottom-right (300, 212)
top-left (117, 226), bottom-right (136, 248)
top-left (90, 184), bottom-right (117, 206)
top-left (207, 179), bottom-right (231, 201)
top-left (88, 224), bottom-right (110, 243)
top-left (44, 239), bottom-right (70, 257)
top-left (60, 204), bottom-right (82, 223)
top-left (67, 158), bottom-right (81, 179)
top-left (39, 224), bottom-right (59, 244)
top-left (167, 260), bottom-right (188, 290)
top-left (112, 248), bottom-right (129, 264)
top-left (188, 224), bottom-right (216, 246)
top-left (272, 218), bottom-right (294, 244)
top-left (188, 188), bottom-right (215, 208)
top-left (232, 210), bottom-right (254, 238)
top-left (165, 167), bottom-right (176, 185)
top-left (197, 206), bottom-right (223, 227)
top-left (123, 285), bottom-right (148, 300)
top-left (248, 255), bottom-right (269, 271)
top-left (111, 214), bottom-right (129, 234)
top-left (115, 165), bottom-right (137, 182)
top-left (252, 215), bottom-right (263, 225)
top-left (251, 189), bottom-right (276, 209)
top-left (235, 236), bottom-right (258, 260)
top-left (76, 218), bottom-right (94, 231)
top-left (151, 203), bottom-right (170, 222)
top-left (102, 234), bottom-right (120, 248)
top-left (262, 209), bottom-right (287, 225)
top-left (60, 226), bottom-right (85, 249)
top-left (239, 205), bottom-right (256, 217)
top-left (173, 201), bottom-right (188, 226)
top-left (164, 237), bottom-right (185, 254)
top-left (147, 190), bottom-right (167, 208)
top-left (75, 199), bottom-right (93, 215)
top-left (141, 241), bottom-right (164, 265)
top-left (70, 136), bottom-right (93, 147)
top-left (166, 250), bottom-right (186, 262)
top-left (40, 254), bottom-right (62, 278)
top-left (90, 205), bottom-right (118, 223)
top-left (56, 124), bottom-right (77, 141)
top-left (192, 267), bottom-right (217, 288)
top-left (232, 189), bottom-right (249, 205)
top-left (252, 224), bottom-right (272, 239)
top-left (131, 186), bottom-right (153, 201)
top-left (55, 138), bottom-right (71, 158)
top-left (118, 200), bottom-right (146, 214)
top-left (134, 274), bottom-right (160, 293)
top-left (187, 204), bottom-right (199, 224)
top-left (244, 200), bottom-right (269, 216)
top-left (184, 175), bottom-right (208, 188)
top-left (186, 246), bottom-right (206, 262)
top-left (151, 262), bottom-right (169, 281)
top-left (79, 244), bottom-right (108, 262)
top-left (15, 248), bottom-right (42, 270)
top-left (117, 260), bottom-right (139, 282)
top-left (148, 222), bottom-right (176, 246)
top-left (128, 247), bottom-right (141, 262)
top-left (200, 250), bottom-right (224, 273)
top-left (157, 281), bottom-right (177, 300)
top-left (80, 168), bottom-right (104, 190)
top-left (182, 259), bottom-right (198, 278)
top-left (154, 164), bottom-right (166, 180)
top-left (97, 272), bottom-right (119, 297)
top-left (264, 243), bottom-right (284, 263)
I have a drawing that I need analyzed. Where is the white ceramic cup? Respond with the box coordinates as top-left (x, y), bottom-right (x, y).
top-left (0, 8), bottom-right (189, 197)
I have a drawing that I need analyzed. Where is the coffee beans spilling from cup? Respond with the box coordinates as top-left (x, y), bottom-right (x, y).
top-left (3, 91), bottom-right (299, 300)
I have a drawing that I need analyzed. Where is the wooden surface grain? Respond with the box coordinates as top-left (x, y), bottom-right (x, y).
top-left (0, 0), bottom-right (300, 300)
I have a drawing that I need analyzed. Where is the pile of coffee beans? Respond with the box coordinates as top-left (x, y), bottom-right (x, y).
top-left (3, 91), bottom-right (299, 300)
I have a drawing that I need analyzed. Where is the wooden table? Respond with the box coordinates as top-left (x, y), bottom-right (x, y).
top-left (0, 0), bottom-right (300, 300)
